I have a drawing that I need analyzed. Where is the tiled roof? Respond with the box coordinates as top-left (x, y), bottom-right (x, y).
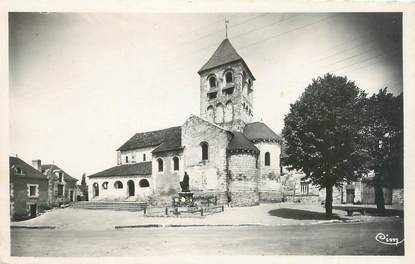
top-left (198, 38), bottom-right (242, 73)
top-left (243, 122), bottom-right (282, 143)
top-left (9, 156), bottom-right (48, 180)
top-left (227, 131), bottom-right (259, 154)
top-left (88, 162), bottom-right (152, 178)
top-left (41, 164), bottom-right (78, 182)
top-left (117, 126), bottom-right (182, 152)
top-left (198, 38), bottom-right (255, 80)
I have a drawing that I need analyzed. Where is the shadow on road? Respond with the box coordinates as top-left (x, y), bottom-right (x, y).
top-left (268, 208), bottom-right (345, 220)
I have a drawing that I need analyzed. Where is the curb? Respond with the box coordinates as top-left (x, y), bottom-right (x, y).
top-left (115, 223), bottom-right (268, 229)
top-left (11, 225), bottom-right (56, 229)
top-left (115, 224), bottom-right (163, 229)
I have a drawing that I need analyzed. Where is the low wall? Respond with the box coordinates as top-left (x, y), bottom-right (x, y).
top-left (229, 191), bottom-right (259, 207)
top-left (259, 191), bottom-right (283, 203)
top-left (392, 188), bottom-right (404, 206)
top-left (284, 194), bottom-right (321, 204)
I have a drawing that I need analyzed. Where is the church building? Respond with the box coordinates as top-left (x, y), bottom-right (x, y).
top-left (88, 38), bottom-right (283, 206)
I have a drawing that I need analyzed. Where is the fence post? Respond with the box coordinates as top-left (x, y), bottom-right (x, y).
top-left (221, 205), bottom-right (224, 212)
top-left (143, 206), bottom-right (147, 215)
top-left (165, 207), bottom-right (168, 215)
top-left (201, 208), bottom-right (204, 216)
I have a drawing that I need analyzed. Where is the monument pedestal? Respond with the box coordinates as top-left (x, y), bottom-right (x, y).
top-left (173, 192), bottom-right (194, 207)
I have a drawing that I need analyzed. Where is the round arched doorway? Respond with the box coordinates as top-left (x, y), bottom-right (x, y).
top-left (93, 182), bottom-right (99, 197)
top-left (127, 180), bottom-right (135, 196)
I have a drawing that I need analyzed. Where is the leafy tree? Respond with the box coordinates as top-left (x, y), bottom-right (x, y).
top-left (362, 88), bottom-right (403, 211)
top-left (282, 74), bottom-right (368, 218)
top-left (81, 173), bottom-right (86, 185)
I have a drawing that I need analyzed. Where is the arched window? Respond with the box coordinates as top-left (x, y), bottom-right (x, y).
top-left (206, 105), bottom-right (214, 123)
top-left (114, 181), bottom-right (123, 189)
top-left (125, 156), bottom-right (129, 163)
top-left (215, 103), bottom-right (224, 123)
top-left (102, 182), bottom-right (108, 190)
top-left (143, 153), bottom-right (146, 161)
top-left (201, 142), bottom-right (209, 161)
top-left (157, 158), bottom-right (163, 172)
top-left (224, 101), bottom-right (233, 122)
top-left (139, 179), bottom-right (150, 188)
top-left (225, 71), bottom-right (233, 84)
top-left (265, 152), bottom-right (271, 166)
top-left (208, 76), bottom-right (217, 88)
top-left (173, 157), bottom-right (179, 171)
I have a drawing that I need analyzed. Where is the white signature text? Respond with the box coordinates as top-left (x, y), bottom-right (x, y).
top-left (375, 233), bottom-right (404, 246)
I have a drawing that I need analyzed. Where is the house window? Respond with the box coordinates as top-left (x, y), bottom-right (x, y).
top-left (114, 181), bottom-right (123, 189)
top-left (102, 182), bottom-right (108, 190)
top-left (225, 71), bottom-right (233, 84)
top-left (301, 182), bottom-right (309, 194)
top-left (143, 153), bottom-right (146, 161)
top-left (157, 158), bottom-right (163, 172)
top-left (58, 172), bottom-right (63, 182)
top-left (58, 184), bottom-right (64, 196)
top-left (29, 186), bottom-right (37, 197)
top-left (201, 142), bottom-right (209, 161)
top-left (16, 167), bottom-right (22, 174)
top-left (173, 157), bottom-right (179, 171)
top-left (265, 152), bottom-right (270, 166)
top-left (208, 76), bottom-right (217, 88)
top-left (125, 156), bottom-right (129, 163)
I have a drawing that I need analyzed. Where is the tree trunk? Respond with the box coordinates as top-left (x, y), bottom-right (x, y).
top-left (374, 172), bottom-right (385, 212)
top-left (325, 185), bottom-right (333, 218)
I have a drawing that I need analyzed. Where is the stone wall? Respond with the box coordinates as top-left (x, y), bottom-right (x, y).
top-left (152, 150), bottom-right (184, 203)
top-left (88, 175), bottom-right (153, 201)
top-left (229, 191), bottom-right (259, 206)
top-left (182, 115), bottom-right (230, 194)
top-left (199, 61), bottom-right (254, 132)
top-left (10, 177), bottom-right (49, 220)
top-left (392, 188), bottom-right (404, 206)
top-left (228, 153), bottom-right (259, 206)
top-left (119, 146), bottom-right (154, 165)
top-left (259, 191), bottom-right (283, 203)
top-left (255, 142), bottom-right (281, 192)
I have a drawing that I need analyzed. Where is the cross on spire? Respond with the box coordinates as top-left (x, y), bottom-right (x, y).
top-left (225, 19), bottom-right (229, 38)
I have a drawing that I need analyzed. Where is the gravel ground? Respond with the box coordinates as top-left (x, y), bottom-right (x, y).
top-left (11, 203), bottom-right (402, 230)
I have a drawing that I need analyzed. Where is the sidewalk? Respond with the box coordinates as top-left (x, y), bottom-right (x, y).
top-left (11, 202), bottom-right (402, 231)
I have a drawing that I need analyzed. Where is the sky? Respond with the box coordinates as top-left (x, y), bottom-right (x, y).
top-left (9, 13), bottom-right (403, 180)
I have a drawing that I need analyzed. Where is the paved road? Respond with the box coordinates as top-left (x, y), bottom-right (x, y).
top-left (11, 220), bottom-right (404, 256)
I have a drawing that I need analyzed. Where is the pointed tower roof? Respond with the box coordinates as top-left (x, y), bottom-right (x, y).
top-left (198, 38), bottom-right (255, 79)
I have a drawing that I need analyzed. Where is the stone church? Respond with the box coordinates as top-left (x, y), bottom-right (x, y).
top-left (88, 38), bottom-right (283, 206)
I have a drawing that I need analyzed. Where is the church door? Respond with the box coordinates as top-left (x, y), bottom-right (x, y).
top-left (127, 180), bottom-right (135, 197)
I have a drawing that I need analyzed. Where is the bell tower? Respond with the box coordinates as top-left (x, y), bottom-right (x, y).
top-left (198, 38), bottom-right (255, 132)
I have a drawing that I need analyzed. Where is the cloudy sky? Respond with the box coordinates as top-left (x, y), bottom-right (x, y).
top-left (9, 13), bottom-right (402, 179)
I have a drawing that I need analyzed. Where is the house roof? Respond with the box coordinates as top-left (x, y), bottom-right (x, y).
top-left (227, 131), bottom-right (260, 154)
top-left (88, 162), bottom-right (152, 178)
top-left (198, 38), bottom-right (255, 80)
top-left (243, 122), bottom-right (282, 143)
top-left (9, 156), bottom-right (48, 180)
top-left (41, 164), bottom-right (78, 182)
top-left (117, 126), bottom-right (182, 152)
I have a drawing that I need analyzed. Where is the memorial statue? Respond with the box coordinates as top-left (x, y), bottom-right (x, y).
top-left (180, 171), bottom-right (190, 192)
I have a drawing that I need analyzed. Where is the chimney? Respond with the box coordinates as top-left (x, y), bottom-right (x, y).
top-left (32, 159), bottom-right (42, 171)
